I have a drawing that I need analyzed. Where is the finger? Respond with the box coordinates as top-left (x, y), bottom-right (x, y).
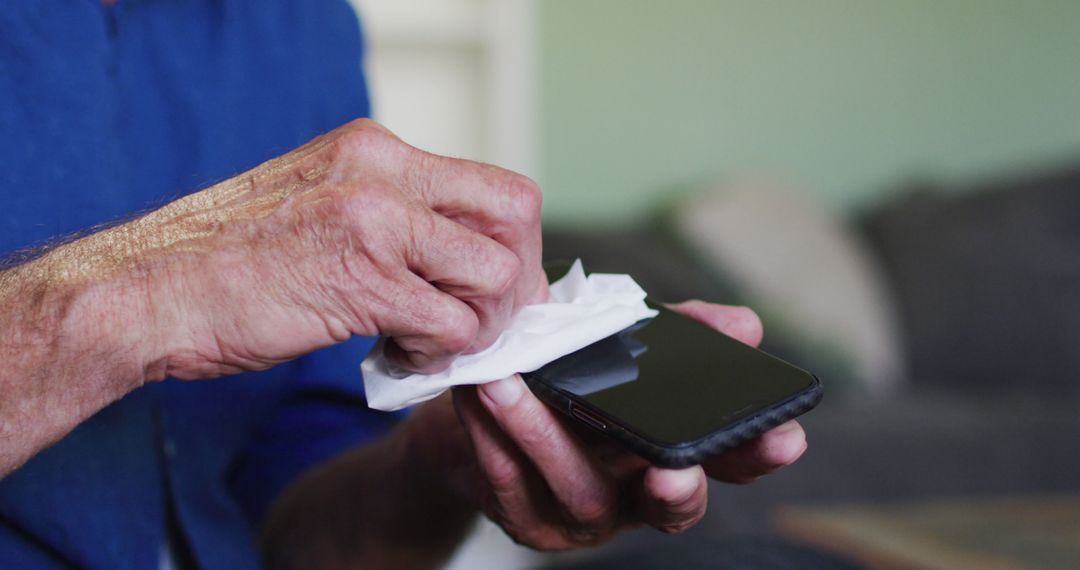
top-left (406, 210), bottom-right (521, 351)
top-left (477, 375), bottom-right (618, 530)
top-left (376, 273), bottom-right (479, 373)
top-left (559, 415), bottom-right (650, 477)
top-left (702, 421), bottom-right (808, 484)
top-left (666, 300), bottom-right (764, 347)
top-left (411, 153), bottom-right (548, 307)
top-left (638, 466), bottom-right (708, 534)
top-left (451, 386), bottom-right (553, 541)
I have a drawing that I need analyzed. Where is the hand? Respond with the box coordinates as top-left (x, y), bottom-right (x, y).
top-left (407, 301), bottom-right (808, 551)
top-left (258, 301), bottom-right (804, 568)
top-left (0, 118), bottom-right (545, 479)
top-left (135, 119), bottom-right (545, 380)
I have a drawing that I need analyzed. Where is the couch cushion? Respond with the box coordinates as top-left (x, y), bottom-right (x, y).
top-left (862, 164), bottom-right (1080, 393)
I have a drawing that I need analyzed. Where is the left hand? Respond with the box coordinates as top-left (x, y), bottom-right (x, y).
top-left (404, 300), bottom-right (808, 551)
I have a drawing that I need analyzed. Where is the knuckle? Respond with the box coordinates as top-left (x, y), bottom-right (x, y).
top-left (487, 247), bottom-right (522, 296)
top-left (569, 495), bottom-right (616, 530)
top-left (501, 173), bottom-right (543, 225)
top-left (484, 453), bottom-right (524, 494)
top-left (515, 405), bottom-right (562, 448)
top-left (334, 119), bottom-right (401, 162)
top-left (341, 118), bottom-right (390, 144)
top-left (428, 302), bottom-right (478, 355)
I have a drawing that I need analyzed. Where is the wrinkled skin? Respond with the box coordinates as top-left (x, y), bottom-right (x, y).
top-left (1, 114), bottom-right (806, 566)
top-left (402, 301), bottom-right (807, 552)
top-left (146, 118), bottom-right (549, 379)
top-left (0, 118), bottom-right (546, 475)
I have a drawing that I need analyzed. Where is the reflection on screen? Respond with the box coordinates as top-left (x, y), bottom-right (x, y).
top-left (534, 318), bottom-right (651, 395)
top-left (527, 303), bottom-right (816, 445)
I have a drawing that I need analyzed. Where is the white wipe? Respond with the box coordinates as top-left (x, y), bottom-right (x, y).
top-left (362, 259), bottom-right (658, 411)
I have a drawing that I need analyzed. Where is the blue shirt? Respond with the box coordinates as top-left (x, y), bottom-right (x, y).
top-left (0, 2), bottom-right (400, 568)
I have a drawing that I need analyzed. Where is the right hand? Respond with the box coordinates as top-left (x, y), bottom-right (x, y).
top-left (398, 303), bottom-right (805, 552)
top-left (136, 119), bottom-right (546, 380)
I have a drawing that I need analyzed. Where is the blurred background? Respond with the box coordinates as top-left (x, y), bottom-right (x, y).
top-left (354, 0), bottom-right (1080, 568)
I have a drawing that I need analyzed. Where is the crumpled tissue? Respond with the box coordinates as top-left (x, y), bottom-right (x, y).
top-left (362, 259), bottom-right (658, 411)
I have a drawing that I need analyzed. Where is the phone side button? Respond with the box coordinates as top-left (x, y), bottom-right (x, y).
top-left (570, 404), bottom-right (607, 431)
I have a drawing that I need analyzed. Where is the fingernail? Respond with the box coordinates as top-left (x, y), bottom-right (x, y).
top-left (480, 376), bottom-right (523, 408)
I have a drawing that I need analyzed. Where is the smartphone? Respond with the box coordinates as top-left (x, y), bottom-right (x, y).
top-left (522, 299), bottom-right (822, 469)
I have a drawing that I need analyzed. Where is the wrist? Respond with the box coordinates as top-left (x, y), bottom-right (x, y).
top-left (26, 226), bottom-right (178, 390)
top-left (399, 398), bottom-right (479, 515)
top-left (384, 401), bottom-right (478, 553)
top-left (259, 408), bottom-right (476, 570)
top-left (86, 185), bottom-right (245, 383)
top-left (0, 221), bottom-right (200, 475)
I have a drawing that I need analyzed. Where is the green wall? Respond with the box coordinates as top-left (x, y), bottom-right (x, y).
top-left (538, 0), bottom-right (1080, 225)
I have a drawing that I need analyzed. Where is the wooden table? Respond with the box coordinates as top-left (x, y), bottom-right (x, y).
top-left (775, 495), bottom-right (1080, 570)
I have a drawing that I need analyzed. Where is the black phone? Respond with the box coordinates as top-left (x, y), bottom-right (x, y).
top-left (522, 299), bottom-right (822, 469)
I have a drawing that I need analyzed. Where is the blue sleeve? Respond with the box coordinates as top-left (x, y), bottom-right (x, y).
top-left (229, 336), bottom-right (408, 525)
top-left (227, 0), bottom-right (391, 526)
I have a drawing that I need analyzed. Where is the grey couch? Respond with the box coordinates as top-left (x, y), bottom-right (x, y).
top-left (537, 162), bottom-right (1080, 566)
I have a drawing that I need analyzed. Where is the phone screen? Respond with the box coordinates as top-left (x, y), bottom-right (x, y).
top-left (525, 302), bottom-right (818, 445)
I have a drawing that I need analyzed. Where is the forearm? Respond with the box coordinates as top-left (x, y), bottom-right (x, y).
top-left (0, 157), bottom-right (335, 479)
top-left (0, 171), bottom-right (270, 475)
top-left (0, 231), bottom-right (162, 476)
top-left (259, 403), bottom-right (477, 570)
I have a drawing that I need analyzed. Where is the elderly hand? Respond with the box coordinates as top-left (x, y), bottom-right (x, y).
top-left (138, 119), bottom-right (545, 380)
top-left (406, 301), bottom-right (807, 551)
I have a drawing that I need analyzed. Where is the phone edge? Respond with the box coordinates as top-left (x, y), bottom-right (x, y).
top-left (523, 374), bottom-right (824, 469)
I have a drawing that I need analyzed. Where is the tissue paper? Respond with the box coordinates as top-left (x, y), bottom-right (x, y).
top-left (362, 259), bottom-right (658, 411)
